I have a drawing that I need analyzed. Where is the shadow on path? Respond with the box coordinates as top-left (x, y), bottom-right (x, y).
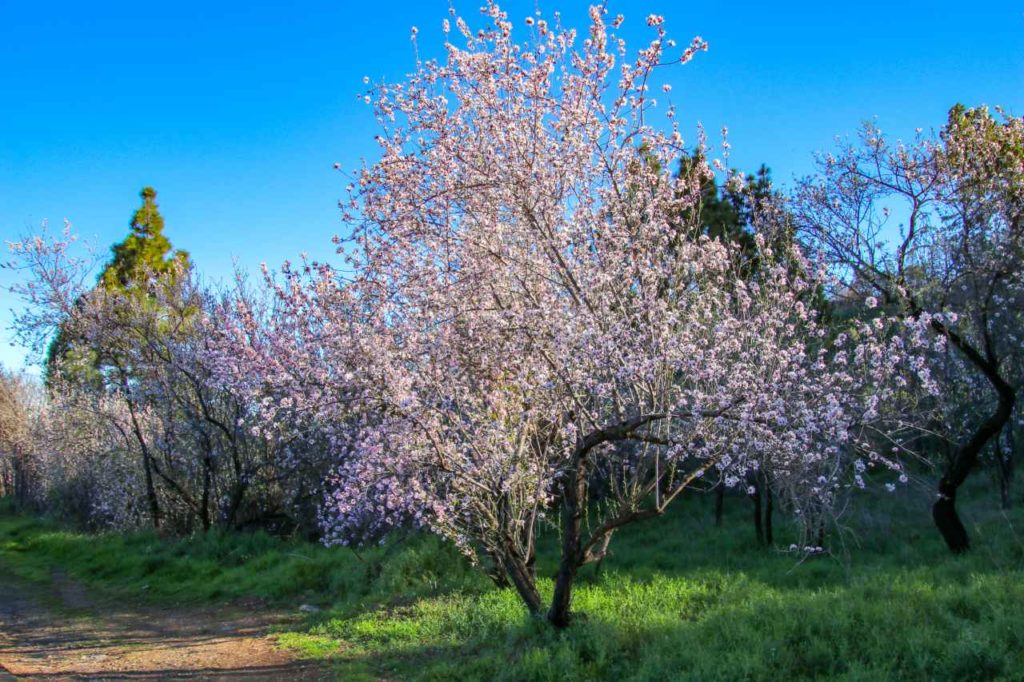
top-left (0, 569), bottom-right (330, 680)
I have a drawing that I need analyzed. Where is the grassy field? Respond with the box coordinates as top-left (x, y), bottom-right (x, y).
top-left (2, 480), bottom-right (1024, 681)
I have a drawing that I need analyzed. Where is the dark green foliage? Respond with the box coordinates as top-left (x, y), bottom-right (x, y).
top-left (42, 308), bottom-right (102, 391)
top-left (679, 155), bottom-right (772, 268)
top-left (681, 157), bottom-right (833, 323)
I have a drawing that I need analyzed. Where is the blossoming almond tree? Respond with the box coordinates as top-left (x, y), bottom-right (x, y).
top-left (7, 228), bottom-right (298, 532)
top-left (794, 105), bottom-right (1024, 552)
top-left (5, 4), bottom-right (937, 626)
top-left (0, 367), bottom-right (41, 506)
top-left (258, 4), bottom-right (936, 625)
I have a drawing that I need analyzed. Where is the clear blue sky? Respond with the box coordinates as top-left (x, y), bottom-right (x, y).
top-left (2, 0), bottom-right (1022, 369)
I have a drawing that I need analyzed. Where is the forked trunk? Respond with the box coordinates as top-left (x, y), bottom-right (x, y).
top-left (923, 318), bottom-right (1016, 553)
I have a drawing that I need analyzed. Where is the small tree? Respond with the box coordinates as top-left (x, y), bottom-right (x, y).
top-left (45, 187), bottom-right (190, 388)
top-left (794, 105), bottom-right (1024, 552)
top-left (683, 159), bottom-right (798, 542)
top-left (0, 367), bottom-right (40, 505)
top-left (8, 224), bottom-right (294, 533)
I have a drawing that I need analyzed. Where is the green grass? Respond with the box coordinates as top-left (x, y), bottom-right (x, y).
top-left (3, 480), bottom-right (1024, 681)
top-left (0, 503), bottom-right (484, 608)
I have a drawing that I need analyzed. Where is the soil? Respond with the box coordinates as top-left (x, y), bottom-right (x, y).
top-left (0, 570), bottom-right (330, 680)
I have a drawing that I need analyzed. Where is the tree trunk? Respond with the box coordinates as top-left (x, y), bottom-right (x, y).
top-left (141, 451), bottom-right (161, 529)
top-left (0, 455), bottom-right (10, 498)
top-left (200, 458), bottom-right (212, 531)
top-left (506, 553), bottom-right (543, 616)
top-left (225, 436), bottom-right (247, 527)
top-left (225, 477), bottom-right (247, 529)
top-left (750, 478), bottom-right (764, 546)
top-left (933, 479), bottom-right (969, 553)
top-left (995, 427), bottom-right (1013, 510)
top-left (714, 480), bottom-right (724, 527)
top-left (120, 374), bottom-right (162, 529)
top-left (526, 541), bottom-right (537, 581)
top-left (548, 456), bottom-right (587, 628)
top-left (932, 388), bottom-right (1015, 553)
top-left (12, 452), bottom-right (27, 508)
top-left (920, 317), bottom-right (1016, 553)
top-left (483, 549), bottom-right (511, 589)
top-left (765, 482), bottom-right (774, 545)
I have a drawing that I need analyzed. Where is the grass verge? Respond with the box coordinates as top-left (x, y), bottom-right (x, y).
top-left (2, 480), bottom-right (1024, 680)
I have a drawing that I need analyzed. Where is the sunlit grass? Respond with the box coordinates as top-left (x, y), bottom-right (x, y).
top-left (2, 477), bottom-right (1023, 680)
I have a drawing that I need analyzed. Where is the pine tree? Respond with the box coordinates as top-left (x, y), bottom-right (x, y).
top-left (44, 188), bottom-right (193, 528)
top-left (100, 187), bottom-right (190, 292)
top-left (44, 187), bottom-right (191, 387)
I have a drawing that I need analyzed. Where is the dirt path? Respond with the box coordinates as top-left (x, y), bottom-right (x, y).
top-left (0, 570), bottom-right (329, 680)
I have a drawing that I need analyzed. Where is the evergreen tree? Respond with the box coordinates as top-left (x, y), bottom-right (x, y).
top-left (101, 187), bottom-right (190, 291)
top-left (43, 187), bottom-right (193, 527)
top-left (679, 155), bottom-right (781, 274)
top-left (44, 187), bottom-right (191, 387)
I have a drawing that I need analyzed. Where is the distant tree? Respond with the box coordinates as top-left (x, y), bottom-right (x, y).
top-left (0, 367), bottom-right (38, 505)
top-left (44, 187), bottom-right (190, 387)
top-left (8, 225), bottom-right (303, 534)
top-left (100, 187), bottom-right (189, 292)
top-left (794, 104), bottom-right (1024, 553)
top-left (687, 157), bottom-right (767, 257)
top-left (682, 159), bottom-right (792, 545)
top-left (38, 188), bottom-right (193, 528)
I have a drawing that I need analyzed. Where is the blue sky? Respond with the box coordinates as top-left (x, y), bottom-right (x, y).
top-left (2, 0), bottom-right (1022, 370)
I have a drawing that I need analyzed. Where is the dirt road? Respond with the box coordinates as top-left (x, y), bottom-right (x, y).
top-left (0, 570), bottom-right (329, 680)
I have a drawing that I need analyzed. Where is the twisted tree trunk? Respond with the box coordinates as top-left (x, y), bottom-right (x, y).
top-left (933, 386), bottom-right (1015, 553)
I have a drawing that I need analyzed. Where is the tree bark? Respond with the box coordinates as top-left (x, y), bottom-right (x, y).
top-left (505, 553), bottom-right (543, 616)
top-left (933, 479), bottom-right (969, 553)
top-left (548, 455), bottom-right (587, 628)
top-left (12, 452), bottom-right (27, 508)
top-left (483, 549), bottom-right (511, 589)
top-left (134, 427), bottom-right (162, 529)
top-left (118, 372), bottom-right (162, 529)
top-left (750, 479), bottom-right (764, 546)
top-left (932, 385), bottom-right (1015, 553)
top-left (996, 427), bottom-right (1013, 510)
top-left (714, 480), bottom-right (724, 527)
top-left (894, 301), bottom-right (1019, 552)
top-left (200, 458), bottom-right (212, 531)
